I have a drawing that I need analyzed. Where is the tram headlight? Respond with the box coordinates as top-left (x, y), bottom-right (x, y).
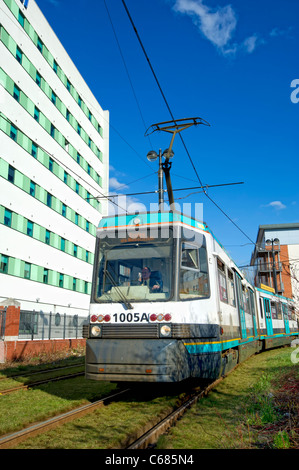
top-left (159, 325), bottom-right (172, 337)
top-left (91, 325), bottom-right (102, 337)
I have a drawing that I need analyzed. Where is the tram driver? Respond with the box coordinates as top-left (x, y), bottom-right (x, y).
top-left (139, 266), bottom-right (163, 292)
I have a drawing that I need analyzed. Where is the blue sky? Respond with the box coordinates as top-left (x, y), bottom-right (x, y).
top-left (37, 0), bottom-right (299, 270)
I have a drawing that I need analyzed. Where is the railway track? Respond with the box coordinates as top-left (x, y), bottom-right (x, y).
top-left (126, 377), bottom-right (224, 449)
top-left (0, 388), bottom-right (131, 449)
top-left (0, 362), bottom-right (84, 381)
top-left (0, 371), bottom-right (85, 395)
top-left (0, 372), bottom-right (230, 449)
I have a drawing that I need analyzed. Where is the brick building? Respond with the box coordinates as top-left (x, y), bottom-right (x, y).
top-left (250, 223), bottom-right (299, 313)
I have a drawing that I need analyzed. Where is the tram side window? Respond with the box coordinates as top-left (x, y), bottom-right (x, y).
top-left (179, 241), bottom-right (209, 299)
top-left (264, 299), bottom-right (271, 317)
top-left (271, 301), bottom-right (278, 319)
top-left (217, 259), bottom-right (228, 303)
top-left (277, 303), bottom-right (282, 320)
top-left (259, 298), bottom-right (264, 319)
top-left (227, 270), bottom-right (236, 307)
top-left (289, 305), bottom-right (295, 321)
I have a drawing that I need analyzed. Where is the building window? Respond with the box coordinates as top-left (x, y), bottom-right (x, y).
top-left (50, 124), bottom-right (55, 138)
top-left (37, 36), bottom-right (43, 53)
top-left (13, 84), bottom-right (20, 101)
top-left (66, 109), bottom-right (70, 122)
top-left (73, 278), bottom-right (77, 291)
top-left (61, 238), bottom-right (65, 252)
top-left (51, 91), bottom-right (56, 105)
top-left (31, 142), bottom-right (37, 158)
top-left (43, 268), bottom-right (48, 284)
top-left (10, 124), bottom-right (17, 141)
top-left (36, 71), bottom-right (41, 86)
top-left (66, 79), bottom-right (71, 92)
top-left (86, 221), bottom-right (90, 232)
top-left (0, 255), bottom-right (9, 274)
top-left (64, 171), bottom-right (68, 184)
top-left (34, 106), bottom-right (40, 122)
top-left (30, 180), bottom-right (36, 196)
top-left (75, 182), bottom-right (79, 194)
top-left (59, 273), bottom-right (64, 288)
top-left (49, 158), bottom-right (54, 172)
top-left (46, 192), bottom-right (52, 208)
top-left (27, 220), bottom-right (33, 237)
top-left (88, 110), bottom-right (92, 121)
top-left (84, 281), bottom-right (88, 294)
top-left (78, 95), bottom-right (82, 107)
top-left (74, 244), bottom-right (77, 257)
top-left (77, 124), bottom-right (81, 135)
top-left (53, 60), bottom-right (58, 74)
top-left (76, 153), bottom-right (80, 164)
top-left (45, 229), bottom-right (50, 245)
top-left (88, 137), bottom-right (91, 148)
top-left (4, 208), bottom-right (12, 227)
top-left (24, 262), bottom-right (31, 279)
top-left (8, 165), bottom-right (15, 183)
top-left (16, 46), bottom-right (23, 64)
top-left (62, 203), bottom-right (66, 217)
top-left (86, 251), bottom-right (89, 263)
top-left (87, 164), bottom-right (91, 175)
top-left (18, 10), bottom-right (25, 28)
top-left (75, 213), bottom-right (79, 225)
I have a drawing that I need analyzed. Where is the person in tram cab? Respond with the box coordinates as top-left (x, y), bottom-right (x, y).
top-left (139, 266), bottom-right (163, 292)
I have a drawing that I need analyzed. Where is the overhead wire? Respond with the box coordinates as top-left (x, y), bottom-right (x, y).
top-left (121, 0), bottom-right (257, 247)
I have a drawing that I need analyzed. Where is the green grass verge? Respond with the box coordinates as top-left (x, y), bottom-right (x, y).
top-left (157, 346), bottom-right (299, 449)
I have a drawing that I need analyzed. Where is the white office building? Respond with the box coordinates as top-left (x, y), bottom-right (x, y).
top-left (0, 0), bottom-right (109, 316)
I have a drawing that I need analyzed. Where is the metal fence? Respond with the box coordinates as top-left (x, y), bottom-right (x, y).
top-left (0, 308), bottom-right (6, 340)
top-left (18, 310), bottom-right (89, 340)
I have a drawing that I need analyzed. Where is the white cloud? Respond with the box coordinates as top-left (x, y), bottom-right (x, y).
top-left (109, 177), bottom-right (128, 191)
top-left (172, 0), bottom-right (265, 56)
top-left (264, 201), bottom-right (287, 210)
top-left (173, 0), bottom-right (237, 49)
top-left (242, 34), bottom-right (259, 54)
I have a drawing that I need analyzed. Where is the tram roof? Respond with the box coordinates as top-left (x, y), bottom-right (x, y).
top-left (98, 211), bottom-right (207, 231)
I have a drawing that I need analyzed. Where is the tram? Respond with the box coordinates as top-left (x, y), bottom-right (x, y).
top-left (84, 119), bottom-right (299, 383)
top-left (84, 210), bottom-right (299, 383)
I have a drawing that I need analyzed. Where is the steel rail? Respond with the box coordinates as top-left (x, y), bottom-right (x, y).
top-left (0, 362), bottom-right (84, 381)
top-left (126, 377), bottom-right (224, 449)
top-left (0, 371), bottom-right (84, 395)
top-left (0, 388), bottom-right (131, 449)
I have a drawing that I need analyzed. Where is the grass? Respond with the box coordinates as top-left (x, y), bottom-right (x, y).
top-left (157, 346), bottom-right (299, 449)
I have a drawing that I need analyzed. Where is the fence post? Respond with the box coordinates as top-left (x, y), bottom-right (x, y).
top-left (63, 313), bottom-right (66, 339)
top-left (49, 311), bottom-right (52, 340)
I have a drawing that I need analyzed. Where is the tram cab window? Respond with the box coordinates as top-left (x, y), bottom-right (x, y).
top-left (179, 239), bottom-right (209, 299)
top-left (95, 236), bottom-right (173, 303)
top-left (217, 259), bottom-right (228, 303)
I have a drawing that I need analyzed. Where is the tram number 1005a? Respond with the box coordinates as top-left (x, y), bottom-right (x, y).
top-left (111, 312), bottom-right (172, 323)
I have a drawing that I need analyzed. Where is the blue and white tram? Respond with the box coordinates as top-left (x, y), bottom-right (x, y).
top-left (84, 211), bottom-right (299, 383)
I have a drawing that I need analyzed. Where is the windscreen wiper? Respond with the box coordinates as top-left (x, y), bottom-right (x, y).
top-left (104, 265), bottom-right (133, 310)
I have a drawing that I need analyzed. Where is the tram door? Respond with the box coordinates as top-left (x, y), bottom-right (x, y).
top-left (249, 289), bottom-right (258, 337)
top-left (282, 304), bottom-right (290, 335)
top-left (235, 273), bottom-right (247, 339)
top-left (263, 298), bottom-right (273, 336)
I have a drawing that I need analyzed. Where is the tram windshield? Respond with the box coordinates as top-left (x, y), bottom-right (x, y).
top-left (95, 238), bottom-right (173, 303)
